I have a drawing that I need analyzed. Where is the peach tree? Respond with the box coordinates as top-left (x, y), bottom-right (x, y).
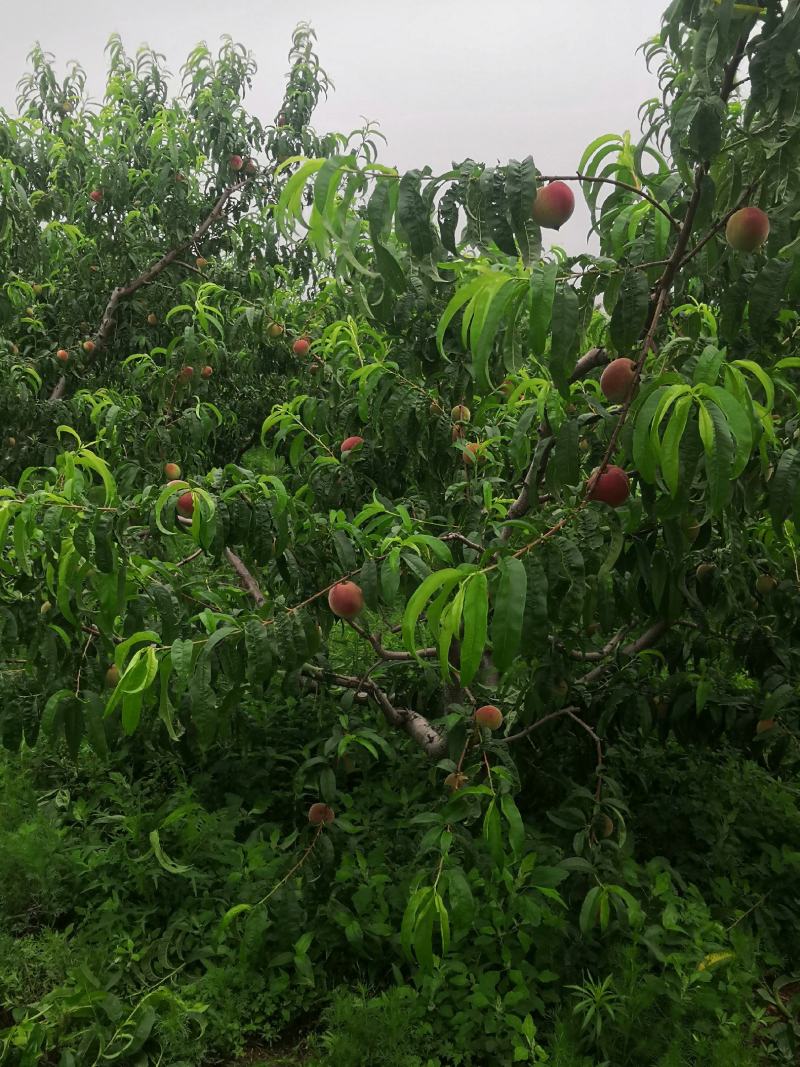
top-left (1, 1), bottom-right (800, 1058)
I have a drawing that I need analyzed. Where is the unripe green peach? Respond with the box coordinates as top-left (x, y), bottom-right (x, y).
top-left (592, 813), bottom-right (614, 839)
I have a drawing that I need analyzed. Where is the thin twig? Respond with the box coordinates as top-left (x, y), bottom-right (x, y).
top-left (577, 621), bottom-right (669, 685)
top-left (565, 628), bottom-right (627, 662)
top-left (538, 173), bottom-right (681, 229)
top-left (346, 619), bottom-right (436, 661)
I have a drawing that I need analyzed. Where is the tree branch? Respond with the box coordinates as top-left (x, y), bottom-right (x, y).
top-left (538, 173), bottom-right (680, 229)
top-left (224, 546), bottom-right (266, 607)
top-left (94, 179), bottom-right (251, 351)
top-left (500, 348), bottom-right (606, 541)
top-left (48, 178), bottom-right (251, 401)
top-left (439, 531), bottom-right (484, 553)
top-left (569, 346), bottom-right (609, 383)
top-left (301, 664), bottom-right (447, 757)
top-left (565, 627), bottom-right (627, 662)
top-left (346, 619), bottom-right (436, 661)
top-left (577, 620), bottom-right (669, 685)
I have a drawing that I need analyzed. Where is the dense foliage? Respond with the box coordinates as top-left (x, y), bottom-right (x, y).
top-left (2, 2), bottom-right (800, 1063)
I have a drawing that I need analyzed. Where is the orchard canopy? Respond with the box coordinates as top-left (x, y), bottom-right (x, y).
top-left (1, 0), bottom-right (800, 1061)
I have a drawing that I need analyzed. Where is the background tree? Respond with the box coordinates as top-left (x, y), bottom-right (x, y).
top-left (1, 1), bottom-right (800, 1064)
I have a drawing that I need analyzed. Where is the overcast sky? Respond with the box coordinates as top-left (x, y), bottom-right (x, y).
top-left (1, 0), bottom-right (667, 249)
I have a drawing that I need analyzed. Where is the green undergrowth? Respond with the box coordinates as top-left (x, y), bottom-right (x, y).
top-left (0, 721), bottom-right (798, 1065)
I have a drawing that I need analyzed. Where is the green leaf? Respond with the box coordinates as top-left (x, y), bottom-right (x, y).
top-left (149, 829), bottom-right (192, 875)
top-left (660, 394), bottom-right (693, 495)
top-left (483, 800), bottom-right (505, 868)
top-left (505, 156), bottom-right (540, 264)
top-left (769, 448), bottom-right (800, 533)
top-left (579, 885), bottom-right (602, 936)
top-left (529, 260), bottom-right (558, 357)
top-left (749, 259), bottom-right (792, 340)
top-left (699, 384), bottom-right (753, 476)
top-left (397, 170), bottom-right (434, 257)
top-left (402, 568), bottom-right (461, 656)
top-left (459, 572), bottom-right (488, 686)
top-left (473, 278), bottom-right (520, 392)
top-left (609, 270), bottom-right (649, 352)
top-left (446, 867), bottom-right (475, 935)
top-left (170, 637), bottom-right (195, 681)
top-left (549, 284), bottom-right (579, 393)
top-left (553, 418), bottom-right (580, 487)
top-left (689, 98), bottom-right (722, 160)
top-left (491, 557), bottom-right (527, 673)
top-left (500, 794), bottom-right (525, 859)
top-left (436, 274), bottom-right (487, 356)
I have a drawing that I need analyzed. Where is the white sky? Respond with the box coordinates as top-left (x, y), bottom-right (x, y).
top-left (1, 0), bottom-right (667, 249)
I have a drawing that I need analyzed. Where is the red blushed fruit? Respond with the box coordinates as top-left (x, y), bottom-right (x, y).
top-left (600, 357), bottom-right (638, 403)
top-left (164, 463), bottom-right (181, 480)
top-left (229, 154), bottom-right (243, 171)
top-left (177, 365), bottom-right (194, 384)
top-left (462, 442), bottom-right (484, 465)
top-left (293, 337), bottom-right (311, 356)
top-left (475, 704), bottom-right (503, 730)
top-left (340, 435), bottom-right (364, 457)
top-left (56, 348), bottom-right (69, 363)
top-left (83, 339), bottom-right (95, 353)
top-left (200, 365), bottom-right (213, 379)
top-left (532, 181), bottom-right (575, 229)
top-left (89, 189), bottom-right (103, 203)
top-left (327, 581), bottom-right (364, 619)
top-left (308, 802), bottom-right (335, 826)
top-left (176, 491), bottom-right (195, 516)
top-left (245, 157), bottom-right (257, 175)
top-left (588, 465), bottom-right (630, 507)
top-left (726, 206), bottom-right (769, 253)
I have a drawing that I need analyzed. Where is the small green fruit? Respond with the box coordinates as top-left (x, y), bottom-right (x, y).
top-left (756, 574), bottom-right (777, 596)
